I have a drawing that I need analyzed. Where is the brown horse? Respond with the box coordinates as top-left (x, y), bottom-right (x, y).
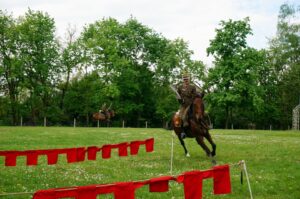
top-left (92, 109), bottom-right (115, 126)
top-left (172, 95), bottom-right (216, 163)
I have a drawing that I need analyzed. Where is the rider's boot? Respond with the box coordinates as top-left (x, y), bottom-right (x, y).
top-left (181, 119), bottom-right (189, 139)
top-left (180, 132), bottom-right (186, 139)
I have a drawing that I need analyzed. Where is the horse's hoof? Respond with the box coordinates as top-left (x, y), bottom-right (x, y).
top-left (211, 159), bottom-right (217, 165)
top-left (186, 153), bottom-right (190, 157)
top-left (208, 153), bottom-right (217, 165)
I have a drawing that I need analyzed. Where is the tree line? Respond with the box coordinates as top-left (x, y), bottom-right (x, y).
top-left (0, 4), bottom-right (299, 129)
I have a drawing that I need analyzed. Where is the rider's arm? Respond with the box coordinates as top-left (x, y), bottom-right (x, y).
top-left (177, 85), bottom-right (184, 104)
top-left (191, 85), bottom-right (197, 99)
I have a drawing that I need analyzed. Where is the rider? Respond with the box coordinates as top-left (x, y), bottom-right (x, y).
top-left (99, 103), bottom-right (111, 121)
top-left (177, 71), bottom-right (197, 129)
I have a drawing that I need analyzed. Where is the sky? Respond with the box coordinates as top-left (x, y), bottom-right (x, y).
top-left (1, 0), bottom-right (298, 65)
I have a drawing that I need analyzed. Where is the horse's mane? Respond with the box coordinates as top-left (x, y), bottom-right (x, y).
top-left (193, 93), bottom-right (205, 120)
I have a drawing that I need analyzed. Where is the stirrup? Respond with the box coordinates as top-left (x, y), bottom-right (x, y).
top-left (180, 132), bottom-right (186, 139)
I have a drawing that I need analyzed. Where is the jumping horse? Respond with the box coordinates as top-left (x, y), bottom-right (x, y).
top-left (92, 104), bottom-right (115, 126)
top-left (172, 94), bottom-right (217, 164)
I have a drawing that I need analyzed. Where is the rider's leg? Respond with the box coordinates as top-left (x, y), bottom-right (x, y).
top-left (182, 106), bottom-right (190, 127)
top-left (179, 106), bottom-right (190, 139)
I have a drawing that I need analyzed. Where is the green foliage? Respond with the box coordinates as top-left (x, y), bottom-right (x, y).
top-left (0, 4), bottom-right (299, 129)
top-left (79, 17), bottom-right (203, 126)
top-left (268, 3), bottom-right (300, 128)
top-left (15, 9), bottom-right (59, 124)
top-left (0, 10), bottom-right (205, 127)
top-left (205, 18), bottom-right (262, 128)
top-left (64, 72), bottom-right (103, 120)
top-left (0, 10), bottom-right (24, 125)
top-left (207, 18), bottom-right (252, 59)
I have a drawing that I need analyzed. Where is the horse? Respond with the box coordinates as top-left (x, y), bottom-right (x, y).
top-left (92, 108), bottom-right (115, 127)
top-left (172, 94), bottom-right (217, 164)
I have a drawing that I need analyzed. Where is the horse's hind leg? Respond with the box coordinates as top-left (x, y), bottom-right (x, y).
top-left (204, 130), bottom-right (216, 156)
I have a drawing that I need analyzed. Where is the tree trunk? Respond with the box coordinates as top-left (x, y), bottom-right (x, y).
top-left (136, 112), bottom-right (141, 127)
top-left (6, 70), bottom-right (18, 125)
top-left (229, 108), bottom-right (233, 129)
top-left (9, 92), bottom-right (17, 125)
top-left (86, 113), bottom-right (89, 127)
top-left (225, 105), bottom-right (229, 129)
top-left (30, 92), bottom-right (36, 126)
top-left (31, 107), bottom-right (36, 126)
top-left (60, 69), bottom-right (71, 109)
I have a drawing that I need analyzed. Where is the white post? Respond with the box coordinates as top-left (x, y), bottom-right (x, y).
top-left (270, 125), bottom-right (272, 131)
top-left (20, 116), bottom-right (23, 127)
top-left (231, 123), bottom-right (233, 129)
top-left (44, 117), bottom-right (46, 127)
top-left (242, 160), bottom-right (253, 199)
top-left (73, 118), bottom-right (76, 128)
top-left (97, 120), bottom-right (99, 128)
top-left (122, 120), bottom-right (125, 128)
top-left (170, 133), bottom-right (174, 175)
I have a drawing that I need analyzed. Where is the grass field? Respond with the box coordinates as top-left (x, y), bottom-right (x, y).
top-left (0, 127), bottom-right (300, 199)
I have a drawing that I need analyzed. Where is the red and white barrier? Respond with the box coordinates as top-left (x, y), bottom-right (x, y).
top-left (33, 164), bottom-right (231, 199)
top-left (0, 138), bottom-right (154, 166)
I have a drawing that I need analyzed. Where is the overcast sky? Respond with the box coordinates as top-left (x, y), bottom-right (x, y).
top-left (1, 0), bottom-right (298, 65)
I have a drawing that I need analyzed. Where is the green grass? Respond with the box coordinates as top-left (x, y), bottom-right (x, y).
top-left (0, 127), bottom-right (300, 199)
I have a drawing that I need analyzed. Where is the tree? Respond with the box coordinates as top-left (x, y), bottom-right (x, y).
top-left (1, 11), bottom-right (206, 127)
top-left (18, 9), bottom-right (60, 124)
top-left (64, 72), bottom-right (104, 126)
top-left (80, 17), bottom-right (205, 126)
top-left (59, 25), bottom-right (83, 110)
top-left (206, 18), bottom-right (260, 128)
top-left (0, 10), bottom-right (24, 125)
top-left (268, 3), bottom-right (300, 128)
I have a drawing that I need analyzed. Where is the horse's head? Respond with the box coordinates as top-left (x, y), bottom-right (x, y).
top-left (192, 95), bottom-right (205, 123)
top-left (108, 109), bottom-right (115, 118)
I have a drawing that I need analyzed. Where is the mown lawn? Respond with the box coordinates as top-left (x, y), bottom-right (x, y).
top-left (0, 127), bottom-right (299, 199)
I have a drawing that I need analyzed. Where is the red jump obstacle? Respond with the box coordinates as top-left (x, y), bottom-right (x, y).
top-left (0, 138), bottom-right (154, 166)
top-left (33, 164), bottom-right (231, 199)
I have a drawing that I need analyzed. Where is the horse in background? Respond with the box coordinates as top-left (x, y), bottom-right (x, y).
top-left (92, 103), bottom-right (115, 126)
top-left (172, 94), bottom-right (217, 164)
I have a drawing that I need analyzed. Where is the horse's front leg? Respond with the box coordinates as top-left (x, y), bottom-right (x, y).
top-left (195, 135), bottom-right (217, 165)
top-left (204, 130), bottom-right (216, 156)
top-left (195, 136), bottom-right (211, 157)
top-left (176, 134), bottom-right (190, 157)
